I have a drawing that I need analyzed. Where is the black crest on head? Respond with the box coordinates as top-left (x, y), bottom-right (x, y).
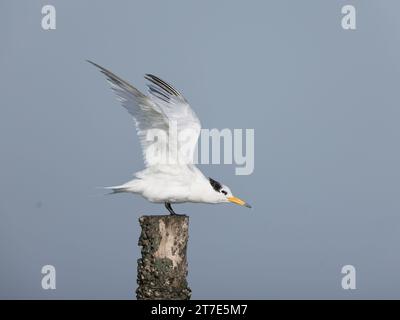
top-left (209, 178), bottom-right (222, 192)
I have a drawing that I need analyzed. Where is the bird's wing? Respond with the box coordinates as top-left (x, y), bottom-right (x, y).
top-left (88, 61), bottom-right (201, 166)
top-left (88, 60), bottom-right (169, 166)
top-left (145, 74), bottom-right (201, 165)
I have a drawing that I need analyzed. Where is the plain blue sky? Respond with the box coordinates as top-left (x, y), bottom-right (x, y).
top-left (1, 0), bottom-right (400, 299)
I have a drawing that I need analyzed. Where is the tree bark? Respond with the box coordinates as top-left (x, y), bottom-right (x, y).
top-left (136, 215), bottom-right (191, 300)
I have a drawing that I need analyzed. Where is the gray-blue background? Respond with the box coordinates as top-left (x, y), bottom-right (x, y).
top-left (1, 0), bottom-right (399, 299)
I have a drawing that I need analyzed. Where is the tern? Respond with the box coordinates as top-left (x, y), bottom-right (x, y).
top-left (88, 61), bottom-right (251, 215)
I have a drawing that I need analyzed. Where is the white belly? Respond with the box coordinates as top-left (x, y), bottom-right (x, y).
top-left (122, 164), bottom-right (208, 203)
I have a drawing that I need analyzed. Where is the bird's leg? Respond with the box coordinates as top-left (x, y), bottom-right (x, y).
top-left (165, 202), bottom-right (179, 215)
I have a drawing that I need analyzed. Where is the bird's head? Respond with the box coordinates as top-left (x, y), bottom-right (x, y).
top-left (209, 178), bottom-right (251, 208)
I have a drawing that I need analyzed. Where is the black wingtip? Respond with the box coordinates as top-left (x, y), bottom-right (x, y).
top-left (144, 73), bottom-right (181, 97)
top-left (86, 60), bottom-right (115, 79)
top-left (86, 59), bottom-right (102, 69)
top-left (144, 74), bottom-right (155, 82)
top-left (144, 74), bottom-right (162, 85)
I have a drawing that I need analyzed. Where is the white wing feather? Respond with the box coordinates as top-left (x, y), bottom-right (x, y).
top-left (88, 61), bottom-right (201, 166)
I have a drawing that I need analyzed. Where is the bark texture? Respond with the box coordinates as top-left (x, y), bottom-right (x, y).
top-left (136, 215), bottom-right (191, 300)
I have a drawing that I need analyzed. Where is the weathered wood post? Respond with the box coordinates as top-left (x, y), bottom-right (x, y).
top-left (136, 215), bottom-right (191, 300)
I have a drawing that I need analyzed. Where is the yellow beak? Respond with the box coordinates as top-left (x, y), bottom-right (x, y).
top-left (228, 196), bottom-right (252, 208)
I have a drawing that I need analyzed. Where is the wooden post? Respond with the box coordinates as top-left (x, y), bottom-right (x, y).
top-left (136, 215), bottom-right (191, 300)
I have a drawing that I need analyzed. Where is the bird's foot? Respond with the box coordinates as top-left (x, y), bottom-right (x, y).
top-left (164, 202), bottom-right (184, 216)
top-left (169, 212), bottom-right (185, 216)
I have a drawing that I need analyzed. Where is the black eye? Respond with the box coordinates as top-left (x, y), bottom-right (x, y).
top-left (221, 190), bottom-right (227, 195)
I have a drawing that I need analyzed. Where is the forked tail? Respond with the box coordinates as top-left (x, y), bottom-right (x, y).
top-left (103, 186), bottom-right (129, 195)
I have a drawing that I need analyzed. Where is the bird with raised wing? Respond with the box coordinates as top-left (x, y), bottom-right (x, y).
top-left (88, 61), bottom-right (251, 215)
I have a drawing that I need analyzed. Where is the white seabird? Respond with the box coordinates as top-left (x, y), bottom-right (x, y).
top-left (88, 61), bottom-right (251, 215)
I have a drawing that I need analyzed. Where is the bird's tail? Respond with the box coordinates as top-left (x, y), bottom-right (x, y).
top-left (103, 186), bottom-right (129, 195)
top-left (98, 179), bottom-right (140, 195)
